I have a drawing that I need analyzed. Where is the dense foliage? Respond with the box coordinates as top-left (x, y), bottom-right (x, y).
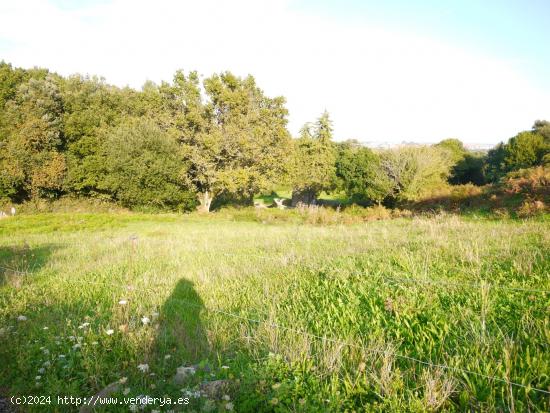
top-left (0, 61), bottom-right (548, 210)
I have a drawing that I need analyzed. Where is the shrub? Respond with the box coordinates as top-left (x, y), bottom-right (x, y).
top-left (99, 119), bottom-right (197, 211)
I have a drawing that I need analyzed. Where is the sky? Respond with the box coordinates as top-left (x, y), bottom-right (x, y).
top-left (0, 0), bottom-right (549, 145)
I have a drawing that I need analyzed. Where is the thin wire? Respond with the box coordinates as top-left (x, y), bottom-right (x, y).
top-left (2, 252), bottom-right (549, 294)
top-left (375, 274), bottom-right (549, 294)
top-left (56, 278), bottom-right (550, 396)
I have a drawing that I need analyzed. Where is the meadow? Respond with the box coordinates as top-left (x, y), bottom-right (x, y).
top-left (0, 210), bottom-right (549, 412)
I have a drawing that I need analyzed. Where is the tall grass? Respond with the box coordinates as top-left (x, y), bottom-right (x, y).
top-left (0, 212), bottom-right (548, 412)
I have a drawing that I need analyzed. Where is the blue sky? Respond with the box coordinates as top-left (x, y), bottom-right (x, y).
top-left (1, 0), bottom-right (548, 145)
top-left (295, 0), bottom-right (550, 89)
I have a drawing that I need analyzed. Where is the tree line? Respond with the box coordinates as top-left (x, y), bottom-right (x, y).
top-left (0, 61), bottom-right (548, 211)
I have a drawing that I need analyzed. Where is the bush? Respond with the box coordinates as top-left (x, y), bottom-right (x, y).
top-left (99, 119), bottom-right (197, 211)
top-left (503, 166), bottom-right (550, 194)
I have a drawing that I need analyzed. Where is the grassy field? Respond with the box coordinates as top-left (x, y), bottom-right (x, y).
top-left (0, 211), bottom-right (549, 412)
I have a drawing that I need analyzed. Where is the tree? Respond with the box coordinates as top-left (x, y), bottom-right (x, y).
top-left (435, 138), bottom-right (466, 164)
top-left (452, 153), bottom-right (485, 185)
top-left (484, 121), bottom-right (550, 182)
top-left (99, 118), bottom-right (195, 210)
top-left (504, 131), bottom-right (548, 170)
top-left (335, 142), bottom-right (391, 205)
top-left (62, 75), bottom-right (133, 197)
top-left (380, 145), bottom-right (453, 202)
top-left (0, 74), bottom-right (66, 200)
top-left (290, 111), bottom-right (337, 206)
top-left (435, 139), bottom-right (485, 185)
top-left (172, 71), bottom-right (291, 211)
top-left (484, 142), bottom-right (507, 183)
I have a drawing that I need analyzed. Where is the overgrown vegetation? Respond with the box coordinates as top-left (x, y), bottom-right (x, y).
top-left (1, 61), bottom-right (548, 213)
top-left (1, 213), bottom-right (548, 412)
top-left (1, 61), bottom-right (549, 412)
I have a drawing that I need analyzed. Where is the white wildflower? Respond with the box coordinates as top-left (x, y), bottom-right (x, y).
top-left (222, 394), bottom-right (230, 401)
top-left (72, 343), bottom-right (81, 350)
top-left (59, 354), bottom-right (65, 359)
top-left (118, 299), bottom-right (128, 305)
top-left (43, 326), bottom-right (48, 330)
top-left (141, 317), bottom-right (150, 325)
top-left (221, 365), bottom-right (230, 369)
top-left (17, 315), bottom-right (27, 321)
top-left (137, 363), bottom-right (149, 373)
top-left (43, 361), bottom-right (51, 367)
top-left (38, 368), bottom-right (45, 374)
top-left (35, 376), bottom-right (41, 380)
top-left (43, 349), bottom-right (50, 355)
top-left (225, 402), bottom-right (234, 411)
top-left (164, 354), bottom-right (171, 360)
top-left (105, 329), bottom-right (114, 335)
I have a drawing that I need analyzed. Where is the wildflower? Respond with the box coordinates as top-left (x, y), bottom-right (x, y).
top-left (270, 398), bottom-right (279, 405)
top-left (105, 329), bottom-right (114, 335)
top-left (118, 299), bottom-right (128, 305)
top-left (55, 341), bottom-right (61, 345)
top-left (164, 354), bottom-right (171, 360)
top-left (78, 322), bottom-right (90, 329)
top-left (221, 365), bottom-right (229, 369)
top-left (35, 376), bottom-right (41, 380)
top-left (141, 317), bottom-right (150, 325)
top-left (43, 326), bottom-right (48, 330)
top-left (222, 395), bottom-right (230, 401)
top-left (17, 315), bottom-right (27, 321)
top-left (137, 363), bottom-right (149, 373)
top-left (92, 341), bottom-right (98, 345)
top-left (43, 361), bottom-right (51, 367)
top-left (225, 402), bottom-right (234, 411)
top-left (72, 343), bottom-right (81, 350)
top-left (38, 368), bottom-right (45, 374)
top-left (176, 366), bottom-right (195, 379)
top-left (271, 383), bottom-right (281, 390)
top-left (119, 377), bottom-right (127, 384)
top-left (59, 354), bottom-right (66, 359)
top-left (43, 349), bottom-right (50, 355)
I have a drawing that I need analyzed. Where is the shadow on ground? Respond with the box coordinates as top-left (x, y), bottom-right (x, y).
top-left (154, 278), bottom-right (210, 363)
top-left (0, 244), bottom-right (59, 286)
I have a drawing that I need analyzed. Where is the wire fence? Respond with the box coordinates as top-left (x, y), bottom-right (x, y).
top-left (45, 277), bottom-right (550, 396)
top-left (3, 252), bottom-right (550, 396)
top-left (2, 252), bottom-right (550, 294)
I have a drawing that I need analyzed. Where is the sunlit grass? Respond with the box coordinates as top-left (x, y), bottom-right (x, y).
top-left (0, 212), bottom-right (548, 412)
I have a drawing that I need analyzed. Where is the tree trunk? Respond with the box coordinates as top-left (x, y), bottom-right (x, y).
top-left (198, 190), bottom-right (213, 212)
top-left (291, 189), bottom-right (317, 207)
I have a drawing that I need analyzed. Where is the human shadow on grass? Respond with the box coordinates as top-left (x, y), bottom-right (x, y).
top-left (155, 278), bottom-right (210, 364)
top-left (0, 244), bottom-right (58, 287)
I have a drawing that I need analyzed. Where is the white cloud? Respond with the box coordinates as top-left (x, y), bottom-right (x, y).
top-left (0, 0), bottom-right (548, 144)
